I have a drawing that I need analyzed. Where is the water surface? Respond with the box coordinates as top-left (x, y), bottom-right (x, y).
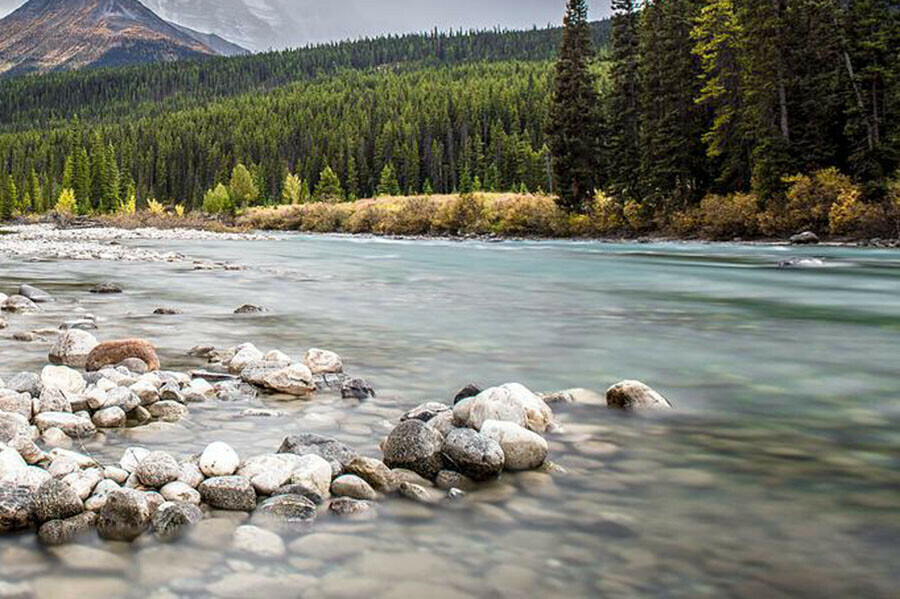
top-left (1, 236), bottom-right (898, 598)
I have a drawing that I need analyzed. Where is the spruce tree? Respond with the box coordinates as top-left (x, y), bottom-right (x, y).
top-left (606, 0), bottom-right (643, 201)
top-left (74, 147), bottom-right (92, 215)
top-left (377, 163), bottom-right (401, 196)
top-left (282, 173), bottom-right (302, 204)
top-left (314, 166), bottom-right (344, 202)
top-left (229, 163), bottom-right (259, 208)
top-left (546, 0), bottom-right (601, 212)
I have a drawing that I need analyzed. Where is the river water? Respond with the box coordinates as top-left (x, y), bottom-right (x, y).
top-left (1, 235), bottom-right (898, 598)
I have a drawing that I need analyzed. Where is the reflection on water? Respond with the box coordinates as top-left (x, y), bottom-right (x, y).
top-left (1, 236), bottom-right (899, 598)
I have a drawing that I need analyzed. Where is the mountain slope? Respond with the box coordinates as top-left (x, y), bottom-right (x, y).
top-left (0, 0), bottom-right (221, 76)
top-left (168, 22), bottom-right (249, 57)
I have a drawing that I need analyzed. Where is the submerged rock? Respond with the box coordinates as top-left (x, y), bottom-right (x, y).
top-left (18, 284), bottom-right (54, 303)
top-left (455, 383), bottom-right (554, 433)
top-left (86, 339), bottom-right (160, 372)
top-left (136, 451), bottom-right (181, 488)
top-left (1, 295), bottom-right (41, 313)
top-left (234, 304), bottom-right (267, 314)
top-left (37, 511), bottom-right (97, 546)
top-left (0, 485), bottom-right (33, 532)
top-left (328, 497), bottom-right (375, 518)
top-left (90, 282), bottom-right (123, 294)
top-left (606, 380), bottom-right (672, 409)
top-left (152, 501), bottom-right (203, 541)
top-left (331, 474), bottom-right (377, 500)
top-left (254, 494), bottom-right (317, 524)
top-left (345, 456), bottom-right (397, 493)
top-left (341, 377), bottom-right (375, 400)
top-left (382, 419), bottom-right (445, 480)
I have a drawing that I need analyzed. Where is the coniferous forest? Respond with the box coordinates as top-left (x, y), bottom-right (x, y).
top-left (0, 1), bottom-right (898, 239)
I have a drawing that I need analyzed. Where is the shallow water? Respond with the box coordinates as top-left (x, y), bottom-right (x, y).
top-left (1, 236), bottom-right (899, 599)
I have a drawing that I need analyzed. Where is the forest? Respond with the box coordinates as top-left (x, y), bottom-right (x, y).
top-left (0, 1), bottom-right (898, 239)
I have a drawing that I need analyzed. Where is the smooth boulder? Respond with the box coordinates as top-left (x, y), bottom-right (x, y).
top-left (199, 442), bottom-right (240, 477)
top-left (440, 428), bottom-right (504, 480)
top-left (49, 330), bottom-right (99, 368)
top-left (382, 419), bottom-right (444, 479)
top-left (199, 476), bottom-right (257, 511)
top-left (97, 489), bottom-right (150, 541)
top-left (606, 380), bottom-right (672, 409)
top-left (480, 420), bottom-right (548, 470)
top-left (86, 339), bottom-right (160, 372)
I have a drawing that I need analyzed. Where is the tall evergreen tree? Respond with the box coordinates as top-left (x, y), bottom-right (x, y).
top-left (606, 0), bottom-right (643, 201)
top-left (377, 163), bottom-right (402, 196)
top-left (546, 0), bottom-right (602, 212)
top-left (314, 166), bottom-right (344, 202)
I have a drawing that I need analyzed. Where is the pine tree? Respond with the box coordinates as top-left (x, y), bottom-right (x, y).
top-left (346, 154), bottom-right (360, 200)
top-left (74, 147), bottom-right (92, 215)
top-left (546, 0), bottom-right (602, 212)
top-left (377, 163), bottom-right (401, 196)
top-left (0, 174), bottom-right (11, 220)
top-left (605, 0), bottom-right (643, 201)
top-left (314, 166), bottom-right (344, 202)
top-left (638, 0), bottom-right (708, 205)
top-left (692, 0), bottom-right (749, 189)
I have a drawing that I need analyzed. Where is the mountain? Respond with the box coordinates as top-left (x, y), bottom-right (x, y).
top-left (139, 0), bottom-right (294, 52)
top-left (168, 22), bottom-right (249, 57)
top-left (0, 0), bottom-right (227, 76)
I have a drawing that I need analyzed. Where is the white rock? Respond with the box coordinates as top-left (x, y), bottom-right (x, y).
top-left (233, 525), bottom-right (286, 558)
top-left (460, 383), bottom-right (554, 433)
top-left (48, 330), bottom-right (99, 368)
top-left (303, 348), bottom-right (343, 374)
top-left (49, 448), bottom-right (96, 468)
top-left (40, 365), bottom-right (86, 395)
top-left (63, 467), bottom-right (103, 500)
top-left (121, 447), bottom-right (151, 473)
top-left (229, 344), bottom-right (263, 374)
top-left (263, 363), bottom-right (315, 396)
top-left (1, 465), bottom-right (51, 491)
top-left (33, 412), bottom-right (96, 438)
top-left (178, 462), bottom-right (205, 488)
top-left (160, 481), bottom-right (202, 504)
top-left (42, 426), bottom-right (73, 448)
top-left (82, 386), bottom-right (109, 410)
top-left (480, 420), bottom-right (549, 470)
top-left (130, 380), bottom-right (160, 404)
top-left (96, 378), bottom-right (118, 392)
top-left (104, 466), bottom-right (130, 484)
top-left (264, 349), bottom-right (291, 362)
top-left (0, 447), bottom-right (27, 478)
top-left (188, 378), bottom-right (216, 399)
top-left (236, 454), bottom-right (295, 495)
top-left (289, 454), bottom-right (333, 498)
top-left (199, 442), bottom-right (240, 477)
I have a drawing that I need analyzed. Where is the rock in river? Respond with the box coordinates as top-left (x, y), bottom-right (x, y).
top-left (152, 501), bottom-right (203, 541)
top-left (90, 282), bottom-right (123, 294)
top-left (86, 339), bottom-right (161, 372)
top-left (254, 494), bottom-right (317, 524)
top-left (38, 511), bottom-right (97, 546)
top-left (0, 486), bottom-right (34, 532)
top-left (136, 451), bottom-right (181, 488)
top-left (97, 489), bottom-right (150, 541)
top-left (790, 231), bottom-right (820, 245)
top-left (1, 295), bottom-right (41, 313)
top-left (303, 348), bottom-right (343, 374)
top-left (33, 412), bottom-right (96, 439)
top-left (33, 479), bottom-right (84, 523)
top-left (454, 383), bottom-right (554, 433)
top-left (48, 330), bottom-right (99, 368)
top-left (199, 476), bottom-right (257, 511)
top-left (606, 380), bottom-right (672, 409)
top-left (278, 433), bottom-right (358, 476)
top-left (480, 420), bottom-right (548, 471)
top-left (199, 442), bottom-right (240, 477)
top-left (19, 284), bottom-right (54, 303)
top-left (440, 428), bottom-right (505, 481)
top-left (40, 365), bottom-right (86, 395)
top-left (382, 419), bottom-right (445, 480)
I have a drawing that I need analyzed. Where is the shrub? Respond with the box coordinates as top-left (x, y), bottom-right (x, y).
top-left (118, 193), bottom-right (137, 216)
top-left (761, 168), bottom-right (858, 236)
top-left (435, 193), bottom-right (486, 234)
top-left (55, 188), bottom-right (77, 216)
top-left (146, 199), bottom-right (166, 217)
top-left (699, 193), bottom-right (759, 239)
top-left (174, 204), bottom-right (185, 218)
top-left (623, 200), bottom-right (650, 232)
top-left (299, 202), bottom-right (351, 232)
top-left (828, 188), bottom-right (882, 236)
top-left (203, 184), bottom-right (233, 215)
top-left (590, 192), bottom-right (625, 234)
top-left (345, 200), bottom-right (386, 234)
top-left (491, 194), bottom-right (566, 236)
top-left (381, 197), bottom-right (436, 235)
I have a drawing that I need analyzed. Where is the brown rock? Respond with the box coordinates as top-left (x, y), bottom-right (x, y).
top-left (85, 339), bottom-right (160, 372)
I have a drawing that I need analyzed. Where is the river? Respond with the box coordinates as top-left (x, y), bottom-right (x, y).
top-left (1, 234), bottom-right (898, 598)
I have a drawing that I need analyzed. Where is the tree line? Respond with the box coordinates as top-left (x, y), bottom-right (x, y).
top-left (549, 0), bottom-right (899, 218)
top-left (0, 62), bottom-right (556, 217)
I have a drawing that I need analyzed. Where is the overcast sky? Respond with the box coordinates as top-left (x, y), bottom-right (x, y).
top-left (0, 1), bottom-right (612, 46)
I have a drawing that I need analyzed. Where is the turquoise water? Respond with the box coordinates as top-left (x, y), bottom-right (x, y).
top-left (1, 236), bottom-right (898, 598)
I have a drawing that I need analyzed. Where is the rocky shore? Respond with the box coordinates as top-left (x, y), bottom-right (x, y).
top-left (0, 282), bottom-right (672, 548)
top-left (0, 224), bottom-right (276, 264)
